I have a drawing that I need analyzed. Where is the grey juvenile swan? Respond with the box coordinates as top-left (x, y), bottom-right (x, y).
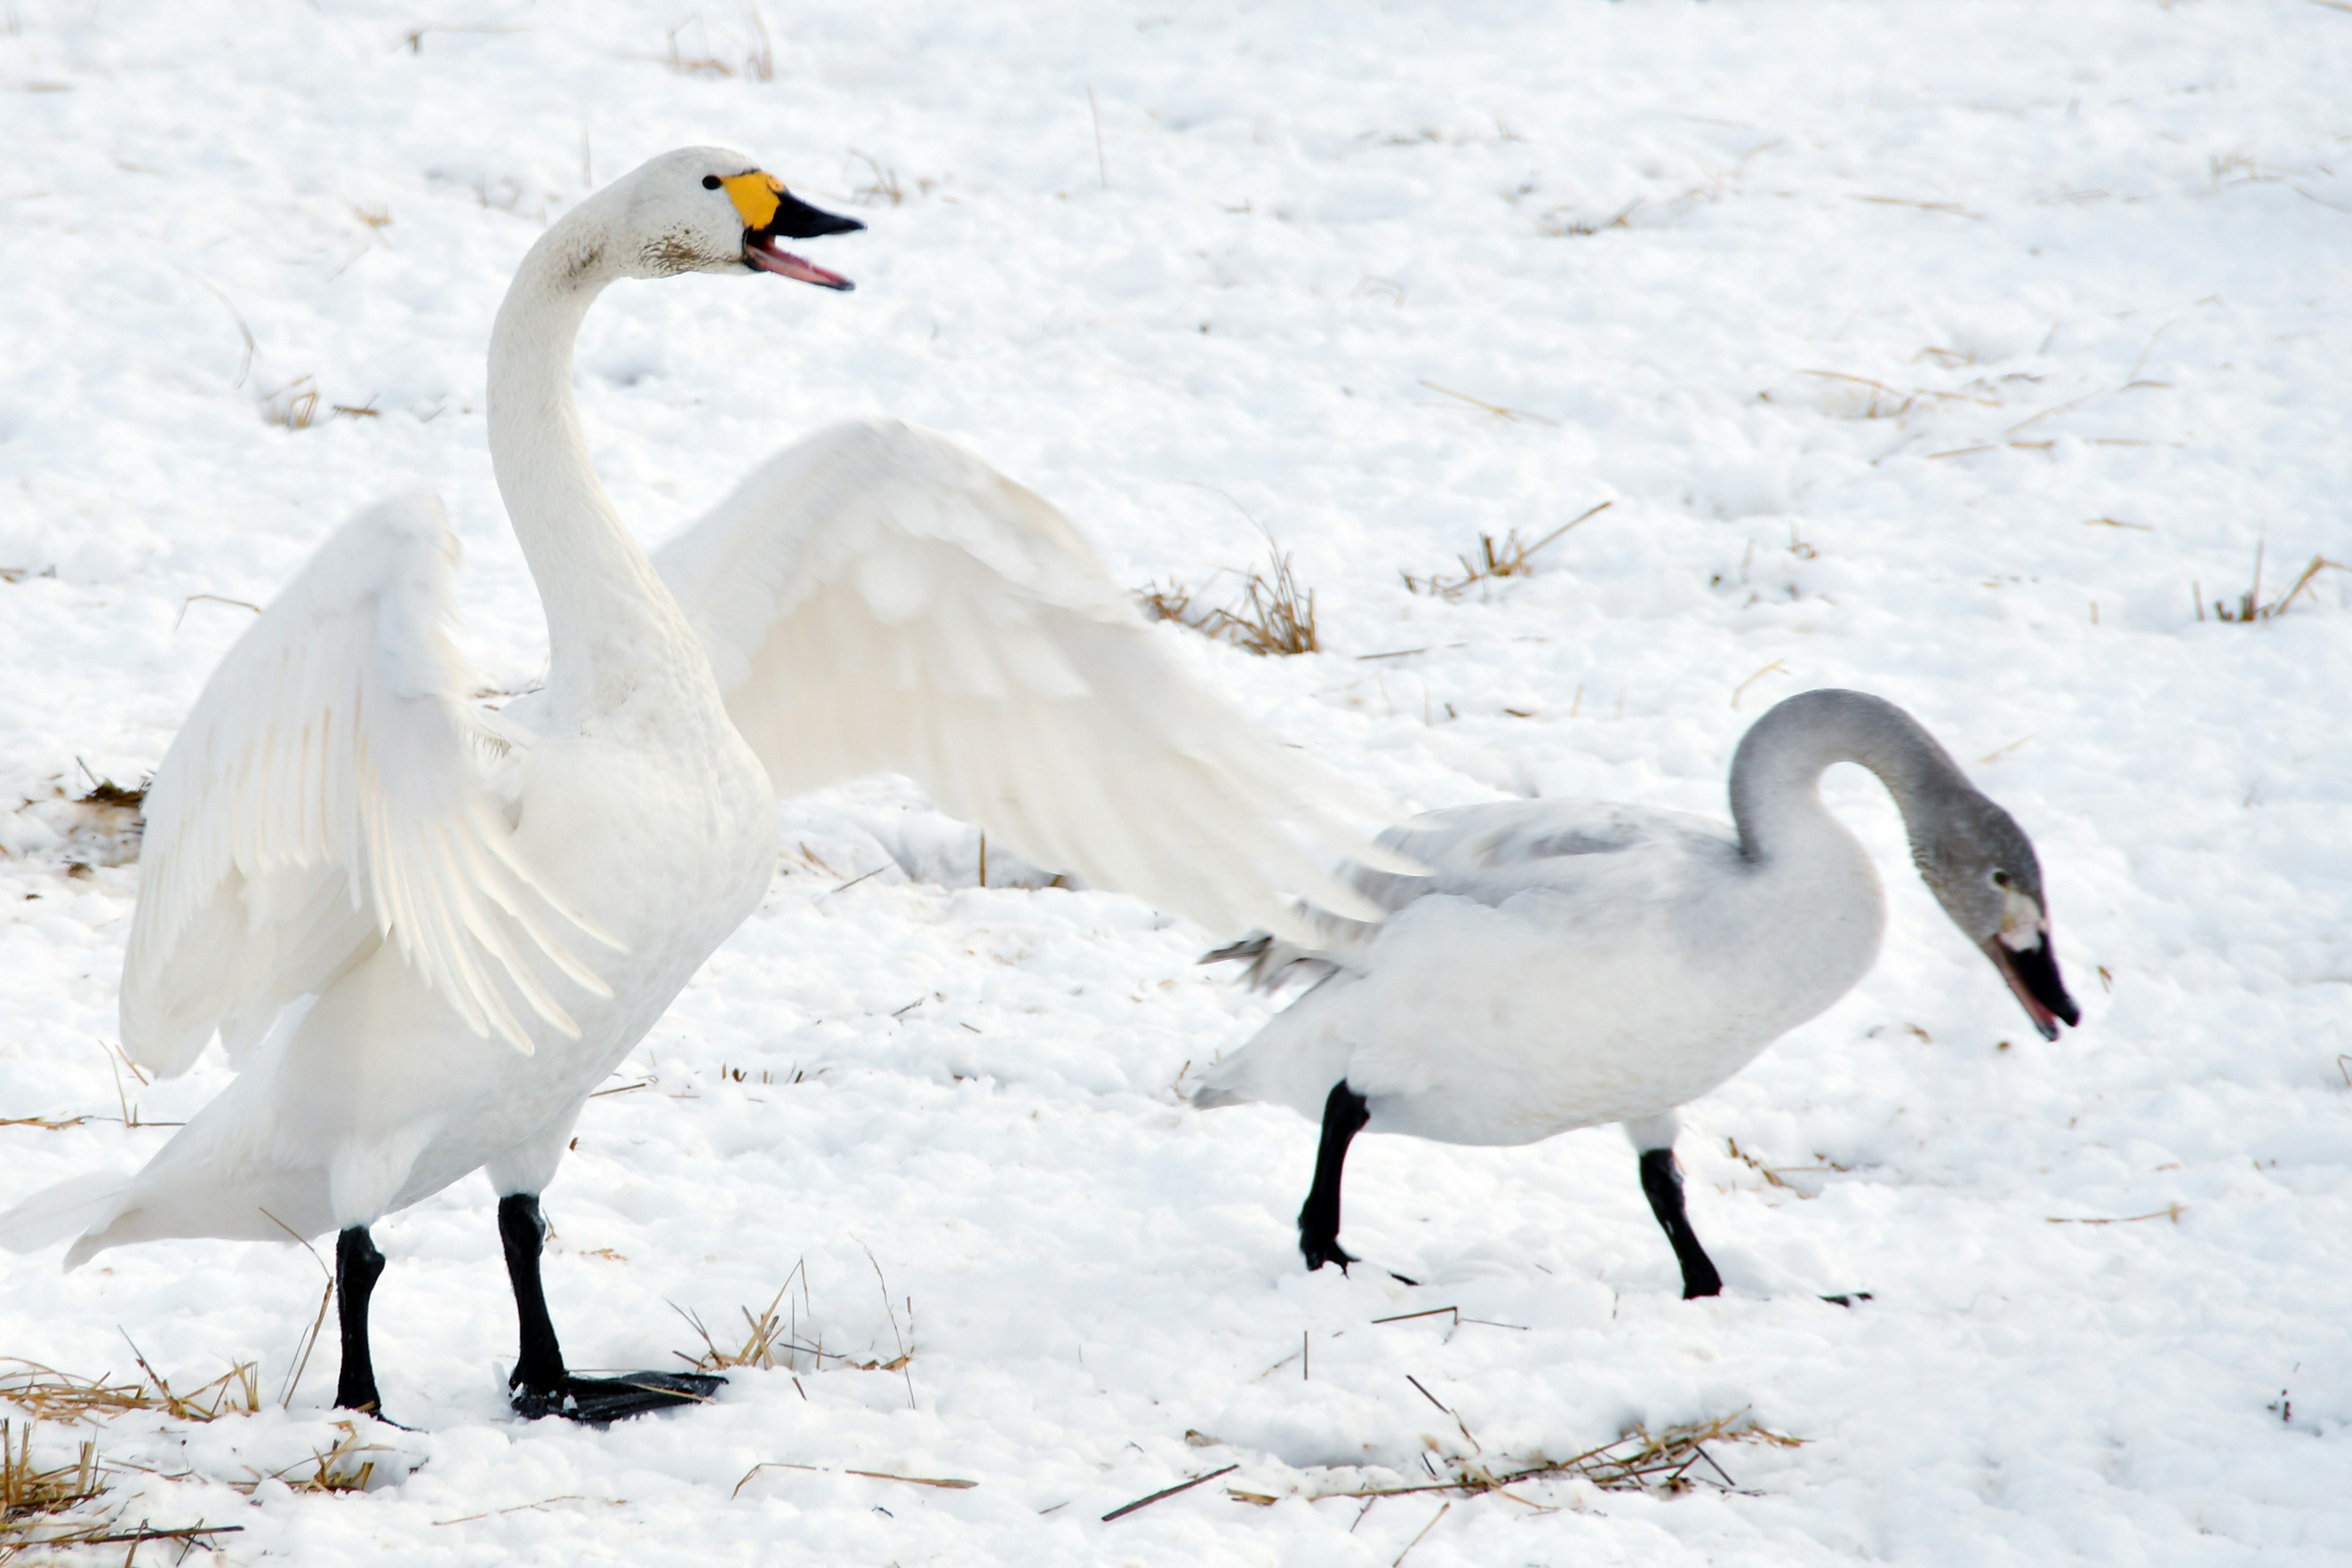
top-left (1194, 688), bottom-right (2081, 1295)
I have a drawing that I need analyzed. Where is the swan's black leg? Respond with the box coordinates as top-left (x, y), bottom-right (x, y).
top-left (499, 1194), bottom-right (567, 1395)
top-left (1298, 1082), bottom-right (1371, 1272)
top-left (333, 1226), bottom-right (388, 1415)
top-left (1637, 1147), bottom-right (1723, 1299)
top-left (499, 1193), bottom-right (724, 1423)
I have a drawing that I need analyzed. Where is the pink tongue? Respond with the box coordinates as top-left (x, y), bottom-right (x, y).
top-left (749, 245), bottom-right (850, 288)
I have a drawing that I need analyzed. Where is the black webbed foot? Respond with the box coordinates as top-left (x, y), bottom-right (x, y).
top-left (510, 1371), bottom-right (725, 1424)
top-left (1300, 1234), bottom-right (1359, 1273)
top-left (497, 1194), bottom-right (723, 1424)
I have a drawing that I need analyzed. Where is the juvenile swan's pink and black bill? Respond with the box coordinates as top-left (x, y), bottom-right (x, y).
top-left (1980, 935), bottom-right (2081, 1041)
top-left (716, 170), bottom-right (863, 290)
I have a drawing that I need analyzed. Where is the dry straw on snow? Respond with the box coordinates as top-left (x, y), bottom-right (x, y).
top-left (1141, 527), bottom-right (1321, 657)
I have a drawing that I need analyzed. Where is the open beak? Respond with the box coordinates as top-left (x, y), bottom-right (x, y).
top-left (720, 171), bottom-right (864, 290)
top-left (1980, 935), bottom-right (2081, 1041)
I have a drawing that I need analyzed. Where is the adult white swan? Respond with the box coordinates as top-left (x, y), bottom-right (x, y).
top-left (0, 149), bottom-right (1389, 1423)
top-left (1193, 688), bottom-right (2080, 1295)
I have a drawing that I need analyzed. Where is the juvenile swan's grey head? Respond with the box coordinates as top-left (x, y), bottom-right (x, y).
top-left (1910, 785), bottom-right (2046, 942)
top-left (1735, 688), bottom-right (2081, 1042)
top-left (1910, 785), bottom-right (2079, 1040)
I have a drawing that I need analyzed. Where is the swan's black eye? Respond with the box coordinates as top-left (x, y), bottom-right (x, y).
top-left (1990, 870), bottom-right (2012, 889)
top-left (702, 175), bottom-right (722, 190)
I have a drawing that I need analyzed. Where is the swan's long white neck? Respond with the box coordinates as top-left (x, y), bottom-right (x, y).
top-left (1728, 688), bottom-right (1968, 868)
top-left (488, 203), bottom-right (696, 718)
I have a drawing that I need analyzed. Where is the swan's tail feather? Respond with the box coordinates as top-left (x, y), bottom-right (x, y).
top-left (0, 1172), bottom-right (137, 1267)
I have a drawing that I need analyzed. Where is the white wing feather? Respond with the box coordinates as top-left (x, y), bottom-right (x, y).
top-left (121, 496), bottom-right (616, 1074)
top-left (654, 418), bottom-right (1396, 940)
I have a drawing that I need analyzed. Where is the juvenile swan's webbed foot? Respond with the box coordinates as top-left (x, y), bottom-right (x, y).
top-left (1297, 1082), bottom-right (1372, 1273)
top-left (1637, 1147), bottom-right (1724, 1300)
top-left (333, 1225), bottom-right (390, 1417)
top-left (499, 1193), bottom-right (724, 1423)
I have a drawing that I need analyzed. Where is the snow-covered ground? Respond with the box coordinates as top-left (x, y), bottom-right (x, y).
top-left (3, 0), bottom-right (2350, 1561)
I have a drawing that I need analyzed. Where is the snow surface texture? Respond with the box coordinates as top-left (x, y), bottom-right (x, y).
top-left (2, 1), bottom-right (2348, 1562)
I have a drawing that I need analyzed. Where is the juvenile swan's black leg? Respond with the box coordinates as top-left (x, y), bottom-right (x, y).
top-left (499, 1193), bottom-right (725, 1423)
top-left (1637, 1147), bottom-right (1724, 1299)
top-left (333, 1226), bottom-right (388, 1415)
top-left (1298, 1082), bottom-right (1371, 1272)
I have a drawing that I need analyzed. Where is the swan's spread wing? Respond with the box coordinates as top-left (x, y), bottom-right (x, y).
top-left (121, 496), bottom-right (616, 1074)
top-left (654, 417), bottom-right (1392, 940)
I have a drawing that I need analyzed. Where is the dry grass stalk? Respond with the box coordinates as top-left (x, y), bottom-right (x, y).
top-left (1, 1419), bottom-right (102, 1526)
top-left (1415, 379), bottom-right (1558, 426)
top-left (673, 1261), bottom-right (900, 1378)
top-left (861, 1245), bottom-right (918, 1409)
top-left (262, 377), bottom-right (320, 431)
top-left (2195, 543), bottom-right (2345, 624)
top-left (172, 592), bottom-right (263, 632)
top-left (1724, 1136), bottom-right (1850, 1195)
top-left (1, 1419), bottom-right (226, 1560)
top-left (230, 1421), bottom-right (390, 1496)
top-left (1141, 529), bottom-right (1320, 657)
top-left (665, 6), bottom-right (771, 79)
top-left (665, 20), bottom-right (734, 75)
top-left (0, 1419), bottom-right (247, 1561)
top-left (2045, 1204), bottom-right (2185, 1226)
top-left (674, 1284), bottom-right (793, 1373)
top-left (845, 152), bottom-right (932, 207)
top-left (1542, 198), bottom-right (1640, 238)
top-left (1310, 1411), bottom-right (1798, 1504)
top-left (846, 150), bottom-right (903, 206)
top-left (1102, 1463), bottom-right (1238, 1523)
top-left (732, 1462), bottom-right (976, 1499)
top-left (1403, 501), bottom-right (1610, 598)
top-left (0, 1354), bottom-right (258, 1427)
top-left (1392, 1499), bottom-right (1450, 1565)
top-left (740, 5), bottom-right (772, 81)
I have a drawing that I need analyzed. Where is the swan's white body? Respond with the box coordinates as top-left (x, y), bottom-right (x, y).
top-left (4, 148), bottom-right (1384, 1274)
top-left (1194, 794), bottom-right (1884, 1145)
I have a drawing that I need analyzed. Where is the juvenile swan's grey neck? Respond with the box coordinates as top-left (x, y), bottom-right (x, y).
top-left (1728, 689), bottom-right (1972, 865)
top-left (487, 193), bottom-right (689, 717)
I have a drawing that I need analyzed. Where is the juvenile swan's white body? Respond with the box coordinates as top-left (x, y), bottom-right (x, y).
top-left (1199, 794), bottom-right (1880, 1145)
top-left (4, 148), bottom-right (1386, 1418)
top-left (1197, 690), bottom-right (2079, 1292)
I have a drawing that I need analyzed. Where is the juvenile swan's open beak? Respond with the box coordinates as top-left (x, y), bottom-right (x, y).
top-left (720, 171), bottom-right (863, 290)
top-left (1980, 935), bottom-right (2081, 1041)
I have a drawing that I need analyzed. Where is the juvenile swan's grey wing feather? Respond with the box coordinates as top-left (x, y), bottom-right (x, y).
top-left (654, 417), bottom-right (1401, 940)
top-left (122, 497), bottom-right (618, 1074)
top-left (1202, 799), bottom-right (1737, 986)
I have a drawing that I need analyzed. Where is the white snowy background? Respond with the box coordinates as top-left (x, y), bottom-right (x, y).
top-left (2, 0), bottom-right (2349, 1562)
